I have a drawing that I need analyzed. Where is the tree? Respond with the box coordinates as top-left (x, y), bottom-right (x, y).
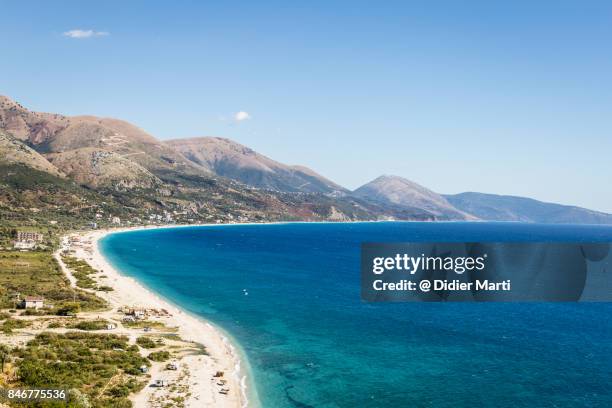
top-left (0, 344), bottom-right (11, 373)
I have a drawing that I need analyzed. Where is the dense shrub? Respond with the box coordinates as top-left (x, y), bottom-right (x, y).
top-left (69, 319), bottom-right (109, 331)
top-left (1, 318), bottom-right (29, 334)
top-left (136, 336), bottom-right (157, 349)
top-left (147, 351), bottom-right (170, 362)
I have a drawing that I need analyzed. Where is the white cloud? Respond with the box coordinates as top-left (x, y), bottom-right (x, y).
top-left (234, 111), bottom-right (251, 122)
top-left (63, 29), bottom-right (109, 39)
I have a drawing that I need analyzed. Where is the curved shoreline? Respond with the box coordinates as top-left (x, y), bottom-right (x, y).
top-left (64, 225), bottom-right (259, 408)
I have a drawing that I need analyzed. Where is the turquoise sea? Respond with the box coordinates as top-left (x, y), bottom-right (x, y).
top-left (100, 222), bottom-right (612, 408)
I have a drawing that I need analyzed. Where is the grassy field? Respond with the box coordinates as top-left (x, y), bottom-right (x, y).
top-left (0, 251), bottom-right (107, 313)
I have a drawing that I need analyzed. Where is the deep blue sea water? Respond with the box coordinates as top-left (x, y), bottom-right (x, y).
top-left (100, 222), bottom-right (612, 408)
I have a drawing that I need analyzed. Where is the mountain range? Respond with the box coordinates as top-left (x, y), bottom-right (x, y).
top-left (1, 94), bottom-right (610, 225)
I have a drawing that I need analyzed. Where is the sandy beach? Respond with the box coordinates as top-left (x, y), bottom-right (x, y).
top-left (58, 226), bottom-right (252, 408)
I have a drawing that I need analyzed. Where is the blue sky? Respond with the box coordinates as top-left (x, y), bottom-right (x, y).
top-left (1, 1), bottom-right (611, 212)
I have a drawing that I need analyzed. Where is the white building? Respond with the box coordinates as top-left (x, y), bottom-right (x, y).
top-left (14, 241), bottom-right (36, 250)
top-left (22, 296), bottom-right (44, 309)
top-left (111, 216), bottom-right (121, 225)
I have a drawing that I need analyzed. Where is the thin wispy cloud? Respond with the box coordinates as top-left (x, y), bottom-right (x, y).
top-left (63, 29), bottom-right (109, 39)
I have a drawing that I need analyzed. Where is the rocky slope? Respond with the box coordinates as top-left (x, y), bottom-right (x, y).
top-left (167, 137), bottom-right (346, 194)
top-left (46, 148), bottom-right (162, 189)
top-left (0, 130), bottom-right (63, 177)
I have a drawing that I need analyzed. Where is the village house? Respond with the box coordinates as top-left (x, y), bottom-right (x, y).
top-left (111, 216), bottom-right (121, 225)
top-left (21, 296), bottom-right (44, 309)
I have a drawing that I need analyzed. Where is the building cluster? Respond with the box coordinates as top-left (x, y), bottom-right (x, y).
top-left (86, 209), bottom-right (188, 229)
top-left (14, 231), bottom-right (44, 250)
top-left (120, 306), bottom-right (171, 323)
top-left (148, 210), bottom-right (175, 223)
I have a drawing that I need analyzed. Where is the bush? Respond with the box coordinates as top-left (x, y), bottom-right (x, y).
top-left (69, 319), bottom-right (109, 331)
top-left (147, 351), bottom-right (170, 362)
top-left (21, 308), bottom-right (49, 316)
top-left (108, 384), bottom-right (130, 398)
top-left (136, 336), bottom-right (157, 349)
top-left (1, 318), bottom-right (29, 334)
top-left (55, 302), bottom-right (80, 316)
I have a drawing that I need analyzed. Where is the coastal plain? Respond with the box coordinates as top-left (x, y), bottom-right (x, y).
top-left (66, 228), bottom-right (249, 408)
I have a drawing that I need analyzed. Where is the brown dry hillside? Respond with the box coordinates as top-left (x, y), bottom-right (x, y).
top-left (0, 95), bottom-right (207, 180)
top-left (167, 137), bottom-right (346, 194)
